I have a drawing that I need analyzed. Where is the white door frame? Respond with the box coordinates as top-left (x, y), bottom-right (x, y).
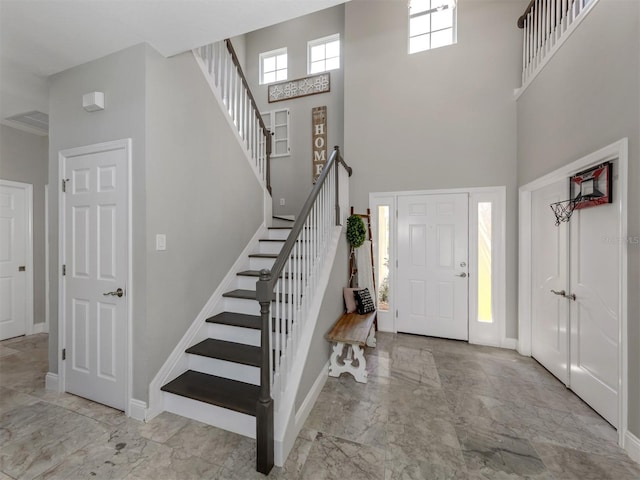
top-left (0, 179), bottom-right (34, 336)
top-left (58, 138), bottom-right (133, 416)
top-left (518, 138), bottom-right (628, 446)
top-left (370, 186), bottom-right (508, 348)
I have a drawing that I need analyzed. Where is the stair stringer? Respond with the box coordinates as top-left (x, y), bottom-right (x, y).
top-left (273, 224), bottom-right (344, 465)
top-left (146, 223), bottom-right (268, 422)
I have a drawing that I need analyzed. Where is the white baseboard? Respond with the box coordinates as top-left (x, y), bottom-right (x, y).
top-left (128, 399), bottom-right (148, 422)
top-left (45, 372), bottom-right (58, 391)
top-left (32, 322), bottom-right (48, 334)
top-left (147, 224), bottom-right (266, 419)
top-left (625, 431), bottom-right (640, 464)
top-left (295, 361), bottom-right (329, 428)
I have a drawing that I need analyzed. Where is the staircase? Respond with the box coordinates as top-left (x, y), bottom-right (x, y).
top-left (160, 223), bottom-right (291, 440)
top-left (151, 38), bottom-right (352, 475)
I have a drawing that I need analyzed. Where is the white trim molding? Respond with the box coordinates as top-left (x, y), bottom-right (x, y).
top-left (45, 372), bottom-right (59, 391)
top-left (624, 431), bottom-right (640, 464)
top-left (128, 399), bottom-right (148, 422)
top-left (518, 138), bottom-right (628, 447)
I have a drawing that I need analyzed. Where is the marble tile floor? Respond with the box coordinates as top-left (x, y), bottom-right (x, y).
top-left (1, 332), bottom-right (638, 479)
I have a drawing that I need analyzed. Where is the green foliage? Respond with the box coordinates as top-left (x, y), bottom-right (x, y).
top-left (346, 215), bottom-right (367, 248)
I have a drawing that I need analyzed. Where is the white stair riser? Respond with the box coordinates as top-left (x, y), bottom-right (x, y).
top-left (164, 392), bottom-right (255, 438)
top-left (188, 354), bottom-right (260, 385)
top-left (249, 256), bottom-right (277, 270)
top-left (267, 229), bottom-right (291, 240)
top-left (236, 275), bottom-right (259, 290)
top-left (258, 241), bottom-right (285, 255)
top-left (207, 323), bottom-right (261, 346)
top-left (224, 296), bottom-right (260, 316)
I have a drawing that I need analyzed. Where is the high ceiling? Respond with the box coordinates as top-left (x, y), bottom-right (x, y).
top-left (0, 0), bottom-right (346, 123)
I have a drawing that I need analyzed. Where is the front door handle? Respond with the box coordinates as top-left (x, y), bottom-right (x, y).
top-left (103, 288), bottom-right (124, 298)
top-left (550, 289), bottom-right (566, 297)
top-left (456, 272), bottom-right (467, 278)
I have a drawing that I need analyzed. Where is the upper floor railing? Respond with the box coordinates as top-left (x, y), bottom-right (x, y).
top-left (195, 40), bottom-right (272, 193)
top-left (518, 0), bottom-right (598, 89)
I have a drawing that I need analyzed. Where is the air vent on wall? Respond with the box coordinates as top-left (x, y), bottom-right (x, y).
top-left (4, 110), bottom-right (49, 136)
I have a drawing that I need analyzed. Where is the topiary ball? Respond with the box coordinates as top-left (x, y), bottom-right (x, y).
top-left (346, 215), bottom-right (367, 248)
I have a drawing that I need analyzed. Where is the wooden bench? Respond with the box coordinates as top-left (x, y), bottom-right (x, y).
top-left (325, 311), bottom-right (376, 383)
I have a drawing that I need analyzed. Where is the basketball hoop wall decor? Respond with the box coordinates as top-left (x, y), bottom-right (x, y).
top-left (570, 162), bottom-right (612, 210)
top-left (549, 161), bottom-right (613, 226)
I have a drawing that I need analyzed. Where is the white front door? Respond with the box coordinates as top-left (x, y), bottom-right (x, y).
top-left (397, 194), bottom-right (468, 340)
top-left (569, 183), bottom-right (620, 427)
top-left (0, 181), bottom-right (30, 340)
top-left (530, 180), bottom-right (569, 384)
top-left (61, 141), bottom-right (129, 410)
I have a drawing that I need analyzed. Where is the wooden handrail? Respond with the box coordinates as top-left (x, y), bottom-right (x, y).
top-left (517, 0), bottom-right (536, 28)
top-left (224, 39), bottom-right (272, 194)
top-left (262, 146), bottom-right (351, 292)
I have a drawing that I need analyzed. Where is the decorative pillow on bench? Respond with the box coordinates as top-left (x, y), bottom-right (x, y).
top-left (354, 288), bottom-right (376, 315)
top-left (343, 287), bottom-right (360, 313)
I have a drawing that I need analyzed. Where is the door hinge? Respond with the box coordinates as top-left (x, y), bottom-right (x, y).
top-left (62, 179), bottom-right (66, 192)
top-left (62, 265), bottom-right (66, 276)
top-left (62, 348), bottom-right (66, 360)
top-left (396, 309), bottom-right (398, 318)
top-left (396, 259), bottom-right (398, 268)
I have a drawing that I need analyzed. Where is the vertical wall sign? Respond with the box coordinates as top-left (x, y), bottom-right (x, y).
top-left (312, 106), bottom-right (327, 184)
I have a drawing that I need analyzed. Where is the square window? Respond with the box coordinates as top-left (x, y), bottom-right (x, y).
top-left (409, 0), bottom-right (457, 54)
top-left (260, 48), bottom-right (287, 85)
top-left (307, 34), bottom-right (340, 74)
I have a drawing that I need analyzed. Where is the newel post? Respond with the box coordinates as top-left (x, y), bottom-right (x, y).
top-left (256, 269), bottom-right (274, 474)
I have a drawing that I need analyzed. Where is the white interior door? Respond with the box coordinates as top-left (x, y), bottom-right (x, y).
top-left (569, 181), bottom-right (620, 427)
top-left (0, 182), bottom-right (29, 340)
top-left (62, 142), bottom-right (128, 410)
top-left (530, 180), bottom-right (569, 384)
top-left (397, 194), bottom-right (468, 340)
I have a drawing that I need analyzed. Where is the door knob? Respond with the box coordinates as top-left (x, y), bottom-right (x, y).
top-left (550, 289), bottom-right (566, 297)
top-left (456, 272), bottom-right (467, 278)
top-left (103, 288), bottom-right (124, 298)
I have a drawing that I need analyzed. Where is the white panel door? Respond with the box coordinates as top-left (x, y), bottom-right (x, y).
top-left (569, 181), bottom-right (620, 427)
top-left (530, 180), bottom-right (569, 384)
top-left (397, 194), bottom-right (468, 340)
top-left (63, 144), bottom-right (128, 410)
top-left (0, 183), bottom-right (28, 340)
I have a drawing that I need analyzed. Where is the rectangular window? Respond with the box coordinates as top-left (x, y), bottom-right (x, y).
top-left (477, 202), bottom-right (492, 323)
top-left (409, 0), bottom-right (457, 54)
top-left (260, 48), bottom-right (287, 85)
top-left (377, 205), bottom-right (390, 311)
top-left (262, 108), bottom-right (290, 157)
top-left (307, 34), bottom-right (340, 74)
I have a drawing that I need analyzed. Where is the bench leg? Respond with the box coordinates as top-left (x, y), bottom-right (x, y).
top-left (366, 325), bottom-right (377, 348)
top-left (328, 342), bottom-right (368, 384)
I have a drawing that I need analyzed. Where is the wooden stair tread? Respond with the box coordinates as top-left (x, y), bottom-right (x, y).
top-left (206, 311), bottom-right (261, 329)
top-left (161, 370), bottom-right (259, 416)
top-left (186, 339), bottom-right (261, 367)
top-left (248, 253), bottom-right (278, 258)
top-left (259, 239), bottom-right (286, 243)
top-left (223, 289), bottom-right (292, 303)
top-left (237, 270), bottom-right (300, 279)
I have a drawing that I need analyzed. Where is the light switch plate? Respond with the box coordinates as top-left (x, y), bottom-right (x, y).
top-left (156, 234), bottom-right (166, 251)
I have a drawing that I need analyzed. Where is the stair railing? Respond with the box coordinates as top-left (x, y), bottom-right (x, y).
top-left (255, 146), bottom-right (352, 474)
top-left (195, 39), bottom-right (272, 193)
top-left (518, 0), bottom-right (597, 88)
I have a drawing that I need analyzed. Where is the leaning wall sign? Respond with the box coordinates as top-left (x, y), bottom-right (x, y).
top-left (312, 106), bottom-right (327, 184)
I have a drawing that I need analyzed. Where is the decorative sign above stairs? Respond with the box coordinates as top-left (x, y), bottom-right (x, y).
top-left (268, 73), bottom-right (330, 103)
top-left (312, 106), bottom-right (328, 183)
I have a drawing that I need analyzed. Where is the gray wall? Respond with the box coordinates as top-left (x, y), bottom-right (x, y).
top-left (295, 232), bottom-right (349, 410)
top-left (0, 125), bottom-right (48, 329)
top-left (516, 0), bottom-right (640, 436)
top-left (344, 0), bottom-right (526, 337)
top-left (144, 47), bottom-right (263, 385)
top-left (244, 5), bottom-right (345, 217)
top-left (48, 43), bottom-right (264, 403)
top-left (48, 44), bottom-right (148, 379)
